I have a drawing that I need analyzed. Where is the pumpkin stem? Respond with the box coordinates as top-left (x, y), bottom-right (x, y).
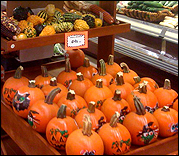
top-left (65, 57), bottom-right (71, 72)
top-left (99, 59), bottom-right (106, 76)
top-left (138, 82), bottom-right (147, 94)
top-left (107, 54), bottom-right (114, 65)
top-left (133, 95), bottom-right (146, 115)
top-left (77, 72), bottom-right (84, 81)
top-left (109, 111), bottom-right (120, 127)
top-left (41, 66), bottom-right (49, 77)
top-left (116, 72), bottom-right (125, 85)
top-left (163, 79), bottom-right (171, 90)
top-left (45, 88), bottom-right (61, 104)
top-left (67, 90), bottom-right (76, 100)
top-left (50, 77), bottom-right (57, 86)
top-left (120, 62), bottom-right (130, 73)
top-left (14, 66), bottom-right (24, 79)
top-left (161, 106), bottom-right (170, 112)
top-left (133, 76), bottom-right (141, 84)
top-left (28, 80), bottom-right (36, 88)
top-left (112, 89), bottom-right (122, 101)
top-left (57, 104), bottom-right (67, 118)
top-left (95, 79), bottom-right (103, 88)
top-left (82, 114), bottom-right (92, 137)
top-left (87, 101), bottom-right (96, 113)
top-left (83, 57), bottom-right (90, 67)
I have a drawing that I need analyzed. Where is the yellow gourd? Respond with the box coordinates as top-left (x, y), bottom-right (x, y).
top-left (74, 19), bottom-right (90, 31)
top-left (95, 18), bottom-right (103, 28)
top-left (39, 25), bottom-right (56, 36)
top-left (27, 15), bottom-right (45, 26)
top-left (18, 20), bottom-right (33, 32)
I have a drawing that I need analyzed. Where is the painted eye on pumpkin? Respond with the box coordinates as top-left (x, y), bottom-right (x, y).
top-left (171, 123), bottom-right (178, 132)
top-left (19, 96), bottom-right (25, 102)
top-left (143, 132), bottom-right (148, 137)
top-left (149, 131), bottom-right (153, 136)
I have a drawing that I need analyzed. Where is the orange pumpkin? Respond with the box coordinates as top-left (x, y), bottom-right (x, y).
top-left (84, 79), bottom-right (113, 110)
top-left (12, 80), bottom-right (45, 118)
top-left (69, 72), bottom-right (93, 97)
top-left (91, 59), bottom-right (114, 87)
top-left (66, 114), bottom-right (104, 155)
top-left (46, 104), bottom-right (79, 150)
top-left (153, 106), bottom-right (178, 137)
top-left (108, 71), bottom-right (134, 100)
top-left (98, 112), bottom-right (131, 155)
top-left (41, 77), bottom-right (68, 104)
top-left (27, 88), bottom-right (60, 133)
top-left (35, 66), bottom-right (52, 89)
top-left (123, 95), bottom-right (159, 146)
top-left (76, 57), bottom-right (98, 80)
top-left (2, 66), bottom-right (29, 106)
top-left (75, 101), bottom-right (106, 132)
top-left (154, 79), bottom-right (178, 108)
top-left (105, 54), bottom-right (122, 78)
top-left (57, 90), bottom-right (87, 118)
top-left (101, 89), bottom-right (131, 123)
top-left (57, 57), bottom-right (77, 88)
top-left (172, 99), bottom-right (178, 111)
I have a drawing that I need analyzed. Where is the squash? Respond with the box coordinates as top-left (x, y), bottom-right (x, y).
top-left (13, 6), bottom-right (29, 21)
top-left (39, 25), bottom-right (56, 36)
top-left (74, 19), bottom-right (90, 31)
top-left (95, 18), bottom-right (103, 28)
top-left (23, 26), bottom-right (36, 38)
top-left (34, 24), bottom-right (45, 36)
top-left (27, 15), bottom-right (45, 26)
top-left (18, 20), bottom-right (33, 32)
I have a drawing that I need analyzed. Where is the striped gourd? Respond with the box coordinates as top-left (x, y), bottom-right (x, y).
top-left (63, 13), bottom-right (82, 23)
top-left (37, 10), bottom-right (48, 21)
top-left (54, 10), bottom-right (64, 23)
top-left (52, 22), bottom-right (73, 33)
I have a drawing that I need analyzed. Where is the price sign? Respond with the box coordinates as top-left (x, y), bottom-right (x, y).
top-left (64, 31), bottom-right (88, 50)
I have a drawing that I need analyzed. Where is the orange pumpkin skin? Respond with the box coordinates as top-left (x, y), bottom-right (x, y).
top-left (173, 99), bottom-right (178, 111)
top-left (2, 66), bottom-right (29, 106)
top-left (153, 106), bottom-right (178, 137)
top-left (12, 80), bottom-right (45, 119)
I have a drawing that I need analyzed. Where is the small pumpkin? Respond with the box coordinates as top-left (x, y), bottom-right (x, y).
top-left (172, 99), bottom-right (178, 111)
top-left (98, 112), bottom-right (131, 155)
top-left (66, 114), bottom-right (104, 155)
top-left (46, 104), bottom-right (79, 150)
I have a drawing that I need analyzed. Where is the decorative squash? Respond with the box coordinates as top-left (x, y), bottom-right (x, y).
top-left (82, 14), bottom-right (95, 28)
top-left (39, 25), bottom-right (56, 36)
top-left (76, 57), bottom-right (98, 80)
top-left (153, 106), bottom-right (178, 137)
top-left (2, 66), bottom-right (29, 106)
top-left (69, 72), bottom-right (93, 98)
top-left (45, 4), bottom-right (56, 17)
top-left (13, 6), bottom-right (29, 21)
top-left (57, 90), bottom-right (87, 118)
top-left (119, 62), bottom-right (138, 85)
top-left (27, 15), bottom-right (45, 26)
top-left (34, 24), bottom-right (45, 36)
top-left (12, 80), bottom-right (45, 119)
top-left (66, 114), bottom-right (104, 155)
top-left (98, 112), bottom-right (131, 155)
top-left (23, 26), bottom-right (36, 38)
top-left (105, 54), bottom-right (122, 78)
top-left (154, 79), bottom-right (178, 108)
top-left (95, 18), bottom-right (103, 28)
top-left (57, 57), bottom-right (77, 88)
top-left (126, 82), bottom-right (159, 114)
top-left (37, 10), bottom-right (48, 21)
top-left (123, 95), bottom-right (159, 146)
top-left (75, 101), bottom-right (106, 132)
top-left (108, 72), bottom-right (134, 100)
top-left (46, 104), bottom-right (79, 150)
top-left (101, 89), bottom-right (131, 123)
top-left (91, 59), bottom-right (114, 87)
top-left (74, 19), bottom-right (90, 31)
top-left (18, 20), bottom-right (33, 32)
top-left (35, 66), bottom-right (52, 89)
top-left (15, 33), bottom-right (27, 40)
top-left (84, 79), bottom-right (113, 110)
top-left (52, 22), bottom-right (74, 33)
top-left (27, 88), bottom-right (60, 133)
top-left (41, 77), bottom-right (68, 104)
top-left (172, 99), bottom-right (178, 111)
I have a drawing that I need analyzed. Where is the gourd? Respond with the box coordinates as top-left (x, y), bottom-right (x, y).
top-left (46, 104), bottom-right (78, 150)
top-left (98, 112), bottom-right (131, 155)
top-left (27, 15), bottom-right (45, 26)
top-left (45, 4), bottom-right (56, 17)
top-left (95, 18), bottom-right (103, 28)
top-left (18, 20), bottom-right (33, 32)
top-left (12, 80), bottom-right (45, 119)
top-left (52, 22), bottom-right (73, 33)
top-left (66, 114), bottom-right (104, 155)
top-left (82, 14), bottom-right (95, 28)
top-left (74, 19), bottom-right (90, 31)
top-left (34, 24), bottom-right (45, 36)
top-left (2, 66), bottom-right (29, 106)
top-left (37, 10), bottom-right (48, 21)
top-left (63, 13), bottom-right (82, 23)
top-left (123, 95), bottom-right (159, 146)
top-left (13, 6), bottom-right (29, 21)
top-left (153, 106), bottom-right (178, 137)
top-left (75, 101), bottom-right (106, 132)
top-left (101, 89), bottom-right (131, 123)
top-left (23, 26), bottom-right (36, 38)
top-left (39, 25), bottom-right (56, 36)
top-left (27, 88), bottom-right (60, 133)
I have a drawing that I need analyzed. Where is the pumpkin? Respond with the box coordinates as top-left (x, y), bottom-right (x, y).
top-left (66, 49), bottom-right (85, 69)
top-left (154, 79), bottom-right (178, 108)
top-left (84, 79), bottom-right (113, 110)
top-left (27, 88), bottom-right (60, 133)
top-left (123, 95), bottom-right (159, 146)
top-left (133, 76), bottom-right (159, 92)
top-left (12, 80), bottom-right (45, 119)
top-left (75, 101), bottom-right (106, 132)
top-left (108, 71), bottom-right (134, 100)
top-left (46, 104), bottom-right (79, 150)
top-left (98, 112), bottom-right (131, 155)
top-left (126, 82), bottom-right (159, 114)
top-left (2, 66), bottom-right (29, 106)
top-left (91, 59), bottom-right (114, 87)
top-left (57, 90), bottom-right (87, 118)
top-left (69, 72), bottom-right (93, 98)
top-left (105, 54), bottom-right (122, 78)
top-left (119, 62), bottom-right (138, 85)
top-left (153, 106), bottom-right (178, 137)
top-left (172, 99), bottom-right (178, 111)
top-left (57, 57), bottom-right (77, 88)
top-left (41, 77), bottom-right (68, 104)
top-left (76, 57), bottom-right (98, 80)
top-left (66, 114), bottom-right (104, 155)
top-left (101, 89), bottom-right (131, 123)
top-left (35, 66), bottom-right (52, 89)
